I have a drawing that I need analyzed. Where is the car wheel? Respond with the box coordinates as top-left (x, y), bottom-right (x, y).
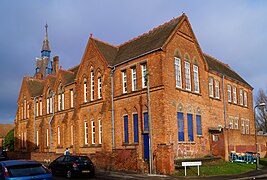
top-left (66, 170), bottom-right (72, 179)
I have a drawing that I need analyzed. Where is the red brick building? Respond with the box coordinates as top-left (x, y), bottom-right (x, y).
top-left (15, 13), bottom-right (263, 174)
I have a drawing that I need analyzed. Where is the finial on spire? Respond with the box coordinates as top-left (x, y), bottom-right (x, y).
top-left (90, 33), bottom-right (93, 38)
top-left (45, 23), bottom-right (48, 33)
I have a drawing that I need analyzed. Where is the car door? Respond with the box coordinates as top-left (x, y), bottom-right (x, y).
top-left (52, 156), bottom-right (65, 174)
top-left (62, 156), bottom-right (73, 173)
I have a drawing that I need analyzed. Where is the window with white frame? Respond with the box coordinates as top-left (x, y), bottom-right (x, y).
top-left (46, 91), bottom-right (50, 114)
top-left (122, 70), bottom-right (127, 93)
top-left (244, 91), bottom-right (248, 107)
top-left (57, 126), bottom-right (60, 145)
top-left (36, 101), bottom-right (39, 116)
top-left (84, 121), bottom-right (88, 145)
top-left (23, 98), bottom-right (26, 119)
top-left (46, 128), bottom-right (49, 147)
top-left (132, 67), bottom-right (137, 91)
top-left (215, 79), bottom-right (220, 99)
top-left (175, 57), bottom-right (182, 88)
top-left (91, 71), bottom-right (95, 101)
top-left (70, 89), bottom-right (74, 108)
top-left (40, 100), bottom-right (42, 116)
top-left (36, 130), bottom-right (39, 147)
top-left (234, 117), bottom-right (239, 129)
top-left (70, 125), bottom-right (74, 146)
top-left (246, 120), bottom-right (250, 134)
top-left (184, 61), bottom-right (191, 90)
top-left (227, 85), bottom-right (232, 102)
top-left (91, 120), bottom-right (95, 144)
top-left (141, 64), bottom-right (147, 88)
top-left (240, 89), bottom-right (243, 105)
top-left (49, 92), bottom-right (53, 114)
top-left (83, 78), bottom-right (88, 103)
top-left (99, 119), bottom-right (102, 144)
top-left (193, 65), bottom-right (199, 93)
top-left (209, 77), bottom-right (214, 97)
top-left (98, 76), bottom-right (102, 99)
top-left (58, 84), bottom-right (64, 111)
top-left (241, 119), bottom-right (245, 134)
top-left (233, 86), bottom-right (237, 104)
top-left (27, 104), bottom-right (30, 118)
top-left (229, 117), bottom-right (233, 129)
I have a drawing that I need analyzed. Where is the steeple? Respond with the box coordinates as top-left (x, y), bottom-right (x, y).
top-left (41, 23), bottom-right (51, 57)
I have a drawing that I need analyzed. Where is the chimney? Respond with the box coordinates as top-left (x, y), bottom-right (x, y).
top-left (53, 56), bottom-right (59, 75)
top-left (35, 72), bottom-right (43, 80)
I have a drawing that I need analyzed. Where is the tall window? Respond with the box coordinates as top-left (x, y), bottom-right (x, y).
top-left (240, 89), bottom-right (243, 105)
top-left (241, 119), bottom-right (245, 134)
top-left (177, 112), bottom-right (184, 141)
top-left (184, 61), bottom-right (191, 90)
top-left (24, 132), bottom-right (27, 148)
top-left (122, 70), bottom-right (127, 93)
top-left (175, 57), bottom-right (182, 88)
top-left (229, 117), bottom-right (233, 129)
top-left (227, 85), bottom-right (232, 102)
top-left (47, 90), bottom-right (52, 114)
top-left (70, 89), bottom-right (74, 108)
top-left (244, 91), bottom-right (248, 107)
top-left (193, 65), bottom-right (199, 93)
top-left (215, 79), bottom-right (220, 99)
top-left (124, 115), bottom-right (129, 143)
top-left (133, 114), bottom-right (138, 143)
top-left (36, 130), bottom-right (39, 147)
top-left (196, 115), bottom-right (202, 135)
top-left (233, 86), bottom-right (237, 104)
top-left (143, 112), bottom-right (149, 131)
top-left (46, 128), bottom-right (49, 147)
top-left (246, 120), bottom-right (250, 134)
top-left (99, 120), bottom-right (102, 144)
top-left (187, 114), bottom-right (194, 141)
top-left (91, 71), bottom-right (95, 101)
top-left (83, 78), bottom-right (88, 103)
top-left (209, 77), bottom-right (214, 97)
top-left (58, 84), bottom-right (64, 111)
top-left (36, 101), bottom-right (39, 116)
top-left (40, 100), bottom-right (42, 116)
top-left (84, 121), bottom-right (88, 145)
top-left (234, 117), bottom-right (239, 129)
top-left (23, 98), bottom-right (26, 119)
top-left (91, 120), bottom-right (95, 144)
top-left (57, 126), bottom-right (60, 145)
top-left (132, 67), bottom-right (137, 91)
top-left (70, 125), bottom-right (74, 146)
top-left (141, 64), bottom-right (147, 88)
top-left (98, 76), bottom-right (102, 99)
top-left (27, 104), bottom-right (30, 118)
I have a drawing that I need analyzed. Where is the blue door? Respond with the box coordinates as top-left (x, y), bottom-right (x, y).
top-left (143, 134), bottom-right (149, 161)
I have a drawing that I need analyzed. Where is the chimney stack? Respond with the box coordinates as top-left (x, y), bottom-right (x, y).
top-left (53, 56), bottom-right (59, 75)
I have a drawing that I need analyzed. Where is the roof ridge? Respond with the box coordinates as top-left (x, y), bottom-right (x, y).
top-left (91, 37), bottom-right (118, 48)
top-left (28, 77), bottom-right (45, 82)
top-left (59, 69), bottom-right (75, 74)
top-left (68, 64), bottom-right (80, 71)
top-left (118, 15), bottom-right (183, 47)
top-left (204, 53), bottom-right (230, 68)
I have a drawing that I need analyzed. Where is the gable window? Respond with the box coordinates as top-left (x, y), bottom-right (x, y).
top-left (36, 101), bottom-right (39, 116)
top-left (246, 120), bottom-right (250, 134)
top-left (91, 71), bottom-right (95, 101)
top-left (175, 57), bottom-right (182, 88)
top-left (233, 86), bottom-right (237, 104)
top-left (184, 61), bottom-right (191, 91)
top-left (46, 90), bottom-right (53, 114)
top-left (193, 65), bottom-right (199, 93)
top-left (240, 89), bottom-right (243, 106)
top-left (84, 121), bottom-right (88, 145)
top-left (98, 75), bottom-right (102, 99)
top-left (83, 78), bottom-right (88, 103)
top-left (209, 77), bottom-right (214, 97)
top-left (227, 85), bottom-right (232, 102)
top-left (122, 70), bottom-right (127, 94)
top-left (70, 89), bottom-right (74, 108)
top-left (133, 113), bottom-right (138, 143)
top-left (23, 98), bottom-right (27, 119)
top-left (244, 91), bottom-right (248, 107)
top-left (215, 79), bottom-right (220, 99)
top-left (177, 112), bottom-right (184, 141)
top-left (40, 100), bottom-right (42, 116)
top-left (196, 115), bottom-right (202, 136)
top-left (99, 119), bottom-right (102, 144)
top-left (58, 84), bottom-right (64, 111)
top-left (124, 115), bottom-right (129, 143)
top-left (91, 119), bottom-right (95, 144)
top-left (132, 67), bottom-right (137, 91)
top-left (141, 64), bottom-right (147, 88)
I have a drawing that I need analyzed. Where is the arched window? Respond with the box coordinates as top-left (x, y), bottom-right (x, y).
top-left (90, 69), bottom-right (95, 101)
top-left (58, 84), bottom-right (64, 111)
top-left (84, 119), bottom-right (88, 145)
top-left (46, 89), bottom-right (53, 114)
top-left (98, 73), bottom-right (102, 99)
top-left (83, 78), bottom-right (88, 103)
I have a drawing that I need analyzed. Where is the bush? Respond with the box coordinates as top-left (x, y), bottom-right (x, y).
top-left (4, 129), bottom-right (14, 151)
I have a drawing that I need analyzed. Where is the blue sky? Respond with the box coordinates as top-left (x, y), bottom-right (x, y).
top-left (0, 0), bottom-right (267, 124)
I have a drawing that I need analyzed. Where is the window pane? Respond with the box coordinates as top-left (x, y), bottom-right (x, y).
top-left (187, 114), bottom-right (194, 141)
top-left (177, 112), bottom-right (184, 141)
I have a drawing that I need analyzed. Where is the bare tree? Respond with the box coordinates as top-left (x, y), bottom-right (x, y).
top-left (255, 88), bottom-right (267, 132)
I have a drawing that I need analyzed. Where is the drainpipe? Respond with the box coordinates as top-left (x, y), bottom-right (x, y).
top-left (147, 72), bottom-right (153, 174)
top-left (108, 66), bottom-right (116, 150)
top-left (222, 75), bottom-right (229, 160)
top-left (33, 97), bottom-right (36, 150)
top-left (49, 91), bottom-right (55, 152)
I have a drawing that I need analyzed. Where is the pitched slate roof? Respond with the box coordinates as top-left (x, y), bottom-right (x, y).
top-left (26, 78), bottom-right (45, 97)
top-left (0, 124), bottom-right (14, 138)
top-left (204, 54), bottom-right (251, 88)
top-left (61, 70), bottom-right (76, 85)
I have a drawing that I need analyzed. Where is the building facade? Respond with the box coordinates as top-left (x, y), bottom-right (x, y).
top-left (15, 13), bottom-right (261, 174)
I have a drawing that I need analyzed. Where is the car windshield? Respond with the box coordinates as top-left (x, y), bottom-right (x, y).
top-left (74, 156), bottom-right (91, 163)
top-left (7, 164), bottom-right (48, 177)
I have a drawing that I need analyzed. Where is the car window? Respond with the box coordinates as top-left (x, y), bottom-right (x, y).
top-left (7, 164), bottom-right (48, 177)
top-left (74, 156), bottom-right (91, 163)
top-left (64, 156), bottom-right (74, 162)
top-left (55, 156), bottom-right (65, 162)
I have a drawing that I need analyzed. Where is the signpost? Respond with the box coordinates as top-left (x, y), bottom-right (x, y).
top-left (182, 161), bottom-right (202, 176)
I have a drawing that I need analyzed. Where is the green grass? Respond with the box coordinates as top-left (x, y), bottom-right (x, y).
top-left (173, 159), bottom-right (259, 177)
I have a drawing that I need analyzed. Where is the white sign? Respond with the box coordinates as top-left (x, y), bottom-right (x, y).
top-left (182, 161), bottom-right (202, 176)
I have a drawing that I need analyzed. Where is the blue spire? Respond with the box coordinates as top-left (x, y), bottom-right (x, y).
top-left (41, 23), bottom-right (51, 57)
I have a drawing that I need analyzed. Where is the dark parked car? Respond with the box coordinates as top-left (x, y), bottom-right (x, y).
top-left (48, 155), bottom-right (95, 178)
top-left (0, 160), bottom-right (52, 180)
top-left (0, 151), bottom-right (8, 161)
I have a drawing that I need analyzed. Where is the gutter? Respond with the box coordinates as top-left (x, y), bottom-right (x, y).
top-left (49, 91), bottom-right (55, 152)
top-left (33, 97), bottom-right (36, 150)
